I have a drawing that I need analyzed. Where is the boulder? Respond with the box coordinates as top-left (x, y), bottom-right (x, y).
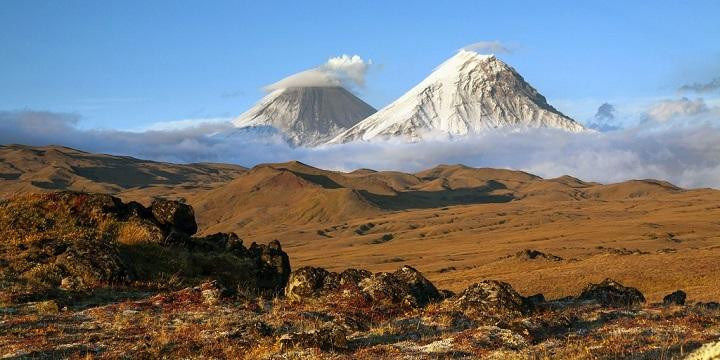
top-left (150, 199), bottom-right (198, 236)
top-left (285, 267), bottom-right (335, 301)
top-left (449, 280), bottom-right (528, 319)
top-left (392, 265), bottom-right (441, 305)
top-left (577, 278), bottom-right (645, 307)
top-left (249, 240), bottom-right (291, 292)
top-left (359, 266), bottom-right (440, 307)
top-left (663, 290), bottom-right (686, 306)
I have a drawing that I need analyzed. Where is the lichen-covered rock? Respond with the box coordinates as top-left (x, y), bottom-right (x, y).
top-left (278, 324), bottom-right (348, 351)
top-left (358, 266), bottom-right (440, 307)
top-left (284, 265), bottom-right (439, 307)
top-left (285, 267), bottom-right (335, 301)
top-left (449, 280), bottom-right (528, 319)
top-left (663, 290), bottom-right (686, 306)
top-left (150, 199), bottom-right (198, 236)
top-left (577, 278), bottom-right (645, 307)
top-left (359, 271), bottom-right (414, 305)
top-left (338, 268), bottom-right (372, 286)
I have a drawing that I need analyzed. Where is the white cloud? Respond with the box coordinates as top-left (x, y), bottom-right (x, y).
top-left (265, 54), bottom-right (372, 91)
top-left (462, 41), bottom-right (514, 54)
top-left (645, 97), bottom-right (710, 122)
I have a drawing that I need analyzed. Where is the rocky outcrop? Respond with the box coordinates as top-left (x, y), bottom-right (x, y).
top-left (663, 290), bottom-right (686, 306)
top-left (577, 279), bottom-right (645, 307)
top-left (0, 191), bottom-right (292, 296)
top-left (285, 265), bottom-right (440, 307)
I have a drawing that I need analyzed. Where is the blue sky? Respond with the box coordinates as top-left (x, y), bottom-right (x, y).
top-left (1, 0), bottom-right (719, 130)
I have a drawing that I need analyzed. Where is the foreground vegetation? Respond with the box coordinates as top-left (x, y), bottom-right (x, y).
top-left (1, 192), bottom-right (719, 359)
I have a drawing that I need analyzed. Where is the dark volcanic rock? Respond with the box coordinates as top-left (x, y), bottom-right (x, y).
top-left (577, 278), bottom-right (645, 307)
top-left (249, 240), bottom-right (291, 293)
top-left (449, 280), bottom-right (529, 319)
top-left (150, 199), bottom-right (198, 236)
top-left (663, 290), bottom-right (687, 306)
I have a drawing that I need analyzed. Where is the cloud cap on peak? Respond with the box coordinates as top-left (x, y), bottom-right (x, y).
top-left (264, 54), bottom-right (372, 92)
top-left (461, 41), bottom-right (514, 55)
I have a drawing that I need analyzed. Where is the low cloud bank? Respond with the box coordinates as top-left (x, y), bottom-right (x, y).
top-left (1, 109), bottom-right (720, 189)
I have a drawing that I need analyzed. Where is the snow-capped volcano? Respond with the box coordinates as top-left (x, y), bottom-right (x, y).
top-left (233, 86), bottom-right (376, 147)
top-left (330, 50), bottom-right (584, 143)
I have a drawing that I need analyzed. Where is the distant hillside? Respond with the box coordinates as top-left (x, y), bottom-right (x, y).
top-left (0, 145), bottom-right (693, 236)
top-left (0, 144), bottom-right (246, 203)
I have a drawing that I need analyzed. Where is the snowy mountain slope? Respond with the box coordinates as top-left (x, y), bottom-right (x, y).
top-left (330, 50), bottom-right (584, 143)
top-left (233, 86), bottom-right (376, 147)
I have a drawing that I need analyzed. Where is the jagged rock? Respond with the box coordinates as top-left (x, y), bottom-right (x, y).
top-left (515, 249), bottom-right (563, 261)
top-left (577, 278), bottom-right (645, 307)
top-left (449, 280), bottom-right (528, 319)
top-left (278, 324), bottom-right (348, 351)
top-left (249, 240), bottom-right (291, 292)
top-left (663, 290), bottom-right (686, 306)
top-left (150, 199), bottom-right (198, 236)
